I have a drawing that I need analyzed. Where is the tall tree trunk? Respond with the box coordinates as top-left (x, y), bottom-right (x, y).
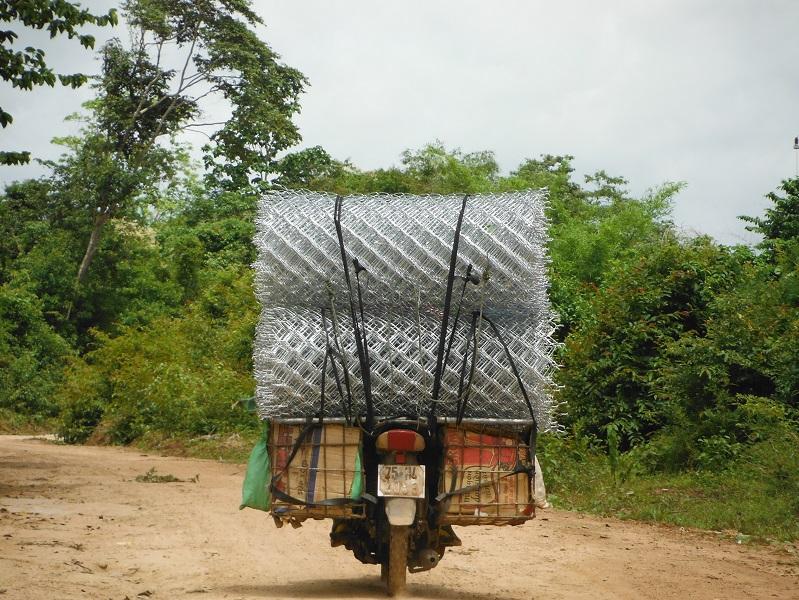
top-left (66, 211), bottom-right (111, 320)
top-left (76, 211), bottom-right (111, 285)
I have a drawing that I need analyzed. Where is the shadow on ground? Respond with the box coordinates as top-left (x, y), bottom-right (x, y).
top-left (223, 577), bottom-right (516, 599)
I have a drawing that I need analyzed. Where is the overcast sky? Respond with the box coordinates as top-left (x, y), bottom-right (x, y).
top-left (3, 0), bottom-right (798, 243)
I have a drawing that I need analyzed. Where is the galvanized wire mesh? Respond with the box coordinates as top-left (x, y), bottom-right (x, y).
top-left (253, 190), bottom-right (560, 430)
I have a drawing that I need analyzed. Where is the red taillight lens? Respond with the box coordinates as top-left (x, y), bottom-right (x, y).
top-left (387, 430), bottom-right (418, 451)
top-left (376, 429), bottom-right (425, 452)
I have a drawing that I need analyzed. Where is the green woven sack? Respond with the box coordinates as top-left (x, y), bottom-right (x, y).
top-left (349, 448), bottom-right (363, 499)
top-left (240, 422), bottom-right (271, 511)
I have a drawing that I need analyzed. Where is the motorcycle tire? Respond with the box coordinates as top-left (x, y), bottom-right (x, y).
top-left (386, 525), bottom-right (409, 596)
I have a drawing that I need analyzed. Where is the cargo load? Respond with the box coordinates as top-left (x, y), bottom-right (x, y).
top-left (252, 191), bottom-right (559, 427)
top-left (269, 422), bottom-right (365, 520)
top-left (438, 425), bottom-right (534, 525)
top-left (243, 189), bottom-right (558, 593)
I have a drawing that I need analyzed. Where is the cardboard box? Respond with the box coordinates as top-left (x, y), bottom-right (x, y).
top-left (270, 422), bottom-right (363, 517)
top-left (440, 427), bottom-right (534, 522)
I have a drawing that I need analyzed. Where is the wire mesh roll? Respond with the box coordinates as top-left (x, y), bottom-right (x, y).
top-left (252, 190), bottom-right (560, 430)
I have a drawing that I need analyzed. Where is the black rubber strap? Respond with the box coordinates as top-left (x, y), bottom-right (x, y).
top-left (454, 310), bottom-right (479, 424)
top-left (327, 293), bottom-right (354, 424)
top-left (321, 308), bottom-right (349, 424)
top-left (435, 460), bottom-right (534, 503)
top-left (333, 195), bottom-right (374, 430)
top-left (271, 486), bottom-right (376, 508)
top-left (441, 264), bottom-right (473, 380)
top-left (481, 314), bottom-right (537, 426)
top-left (430, 194), bottom-right (469, 421)
top-left (327, 346), bottom-right (346, 419)
top-left (354, 265), bottom-right (372, 413)
top-left (272, 420), bottom-right (317, 478)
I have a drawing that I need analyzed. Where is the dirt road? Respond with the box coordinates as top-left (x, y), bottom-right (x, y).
top-left (1, 435), bottom-right (797, 599)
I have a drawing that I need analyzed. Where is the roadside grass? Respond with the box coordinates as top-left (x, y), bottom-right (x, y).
top-left (538, 433), bottom-right (799, 543)
top-left (133, 429), bottom-right (260, 463)
top-left (0, 408), bottom-right (57, 435)
top-left (135, 467), bottom-right (199, 483)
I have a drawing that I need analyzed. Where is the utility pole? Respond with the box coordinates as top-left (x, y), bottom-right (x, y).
top-left (794, 136), bottom-right (799, 177)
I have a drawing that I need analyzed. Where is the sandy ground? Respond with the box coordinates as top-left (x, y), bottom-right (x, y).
top-left (1, 435), bottom-right (797, 600)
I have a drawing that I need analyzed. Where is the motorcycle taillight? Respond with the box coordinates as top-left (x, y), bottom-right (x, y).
top-left (376, 429), bottom-right (425, 452)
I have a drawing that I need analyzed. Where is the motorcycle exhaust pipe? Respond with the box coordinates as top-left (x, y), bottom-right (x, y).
top-left (409, 548), bottom-right (440, 573)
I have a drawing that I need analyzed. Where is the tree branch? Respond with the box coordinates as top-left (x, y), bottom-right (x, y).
top-left (183, 120), bottom-right (226, 127)
top-left (147, 34), bottom-right (199, 144)
top-left (131, 35), bottom-right (165, 122)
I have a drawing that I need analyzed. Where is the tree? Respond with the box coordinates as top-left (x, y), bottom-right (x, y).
top-left (506, 154), bottom-right (583, 217)
top-left (506, 154), bottom-right (680, 336)
top-left (741, 178), bottom-right (799, 254)
top-left (399, 142), bottom-right (500, 193)
top-left (0, 0), bottom-right (117, 164)
top-left (272, 145), bottom-right (345, 188)
top-left (62, 0), bottom-right (307, 298)
top-left (117, 0), bottom-right (306, 187)
top-left (302, 142), bottom-right (505, 195)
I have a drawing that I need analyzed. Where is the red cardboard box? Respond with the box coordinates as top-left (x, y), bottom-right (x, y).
top-left (440, 427), bottom-right (534, 522)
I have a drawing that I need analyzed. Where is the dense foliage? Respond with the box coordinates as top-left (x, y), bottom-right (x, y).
top-left (0, 0), bottom-right (118, 164)
top-left (1, 3), bottom-right (798, 540)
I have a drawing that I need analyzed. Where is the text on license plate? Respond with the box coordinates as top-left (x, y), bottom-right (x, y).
top-left (377, 464), bottom-right (426, 498)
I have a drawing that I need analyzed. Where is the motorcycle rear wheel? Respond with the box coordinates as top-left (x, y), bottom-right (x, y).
top-left (386, 525), bottom-right (409, 596)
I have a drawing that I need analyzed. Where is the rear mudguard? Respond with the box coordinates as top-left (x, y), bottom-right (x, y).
top-left (384, 497), bottom-right (416, 526)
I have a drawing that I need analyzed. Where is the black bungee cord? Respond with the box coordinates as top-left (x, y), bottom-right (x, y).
top-left (352, 257), bottom-right (372, 402)
top-left (333, 195), bottom-right (375, 430)
top-left (326, 288), bottom-right (354, 424)
top-left (454, 310), bottom-right (480, 424)
top-left (321, 307), bottom-right (349, 424)
top-left (430, 194), bottom-right (470, 424)
top-left (441, 263), bottom-right (481, 381)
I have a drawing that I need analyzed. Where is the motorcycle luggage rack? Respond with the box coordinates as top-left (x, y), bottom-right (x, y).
top-left (273, 417), bottom-right (534, 427)
top-left (437, 422), bottom-right (535, 526)
top-left (269, 420), bottom-right (366, 521)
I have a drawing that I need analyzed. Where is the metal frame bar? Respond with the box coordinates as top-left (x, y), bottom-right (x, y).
top-left (270, 417), bottom-right (535, 426)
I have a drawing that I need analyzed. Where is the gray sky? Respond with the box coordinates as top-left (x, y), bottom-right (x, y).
top-left (3, 0), bottom-right (798, 243)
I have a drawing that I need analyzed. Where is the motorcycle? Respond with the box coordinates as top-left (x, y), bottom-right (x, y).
top-left (261, 415), bottom-right (537, 596)
top-left (245, 189), bottom-right (552, 596)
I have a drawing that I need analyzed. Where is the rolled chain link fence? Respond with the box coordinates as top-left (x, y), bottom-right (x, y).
top-left (252, 190), bottom-right (561, 430)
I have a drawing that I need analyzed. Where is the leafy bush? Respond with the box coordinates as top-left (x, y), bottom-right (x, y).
top-left (57, 268), bottom-right (258, 443)
top-left (647, 242), bottom-right (799, 469)
top-left (0, 283), bottom-right (71, 416)
top-left (56, 358), bottom-right (108, 443)
top-left (558, 236), bottom-right (745, 449)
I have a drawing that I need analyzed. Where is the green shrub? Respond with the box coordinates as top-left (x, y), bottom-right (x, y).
top-left (56, 267), bottom-right (258, 443)
top-left (558, 236), bottom-right (745, 449)
top-left (56, 359), bottom-right (108, 443)
top-left (0, 283), bottom-right (71, 416)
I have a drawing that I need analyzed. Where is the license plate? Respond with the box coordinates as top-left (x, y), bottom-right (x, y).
top-left (377, 464), bottom-right (425, 498)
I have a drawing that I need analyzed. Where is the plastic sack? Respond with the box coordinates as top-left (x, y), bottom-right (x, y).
top-left (350, 449), bottom-right (363, 499)
top-left (240, 422), bottom-right (271, 511)
top-left (533, 455), bottom-right (550, 509)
